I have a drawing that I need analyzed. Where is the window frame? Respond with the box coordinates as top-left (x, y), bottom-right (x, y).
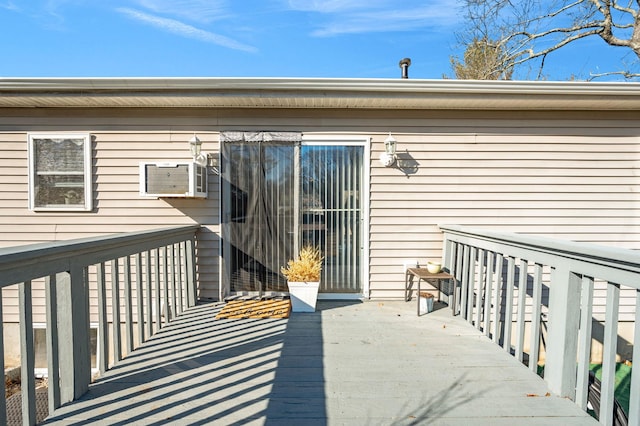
top-left (28, 133), bottom-right (93, 212)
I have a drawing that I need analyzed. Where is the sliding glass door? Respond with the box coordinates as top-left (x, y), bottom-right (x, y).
top-left (221, 134), bottom-right (363, 298)
top-left (300, 144), bottom-right (362, 293)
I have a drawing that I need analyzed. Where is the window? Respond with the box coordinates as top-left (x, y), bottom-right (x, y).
top-left (28, 133), bottom-right (92, 211)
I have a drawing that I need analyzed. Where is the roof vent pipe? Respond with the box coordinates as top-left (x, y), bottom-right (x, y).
top-left (399, 58), bottom-right (411, 79)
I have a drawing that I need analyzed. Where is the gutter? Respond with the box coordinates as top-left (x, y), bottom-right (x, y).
top-left (1, 77), bottom-right (640, 110)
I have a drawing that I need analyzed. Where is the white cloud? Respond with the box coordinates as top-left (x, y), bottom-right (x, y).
top-left (117, 7), bottom-right (257, 53)
top-left (0, 1), bottom-right (19, 11)
top-left (287, 0), bottom-right (460, 37)
top-left (287, 0), bottom-right (386, 13)
top-left (134, 0), bottom-right (229, 23)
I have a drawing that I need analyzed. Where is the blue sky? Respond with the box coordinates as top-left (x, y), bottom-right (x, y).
top-left (0, 0), bottom-right (633, 80)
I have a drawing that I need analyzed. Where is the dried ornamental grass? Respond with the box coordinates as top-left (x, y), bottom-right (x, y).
top-left (281, 245), bottom-right (323, 282)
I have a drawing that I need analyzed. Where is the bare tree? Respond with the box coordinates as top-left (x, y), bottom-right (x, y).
top-left (451, 0), bottom-right (640, 80)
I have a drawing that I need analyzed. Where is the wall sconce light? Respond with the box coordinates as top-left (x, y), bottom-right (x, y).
top-left (189, 133), bottom-right (209, 167)
top-left (380, 133), bottom-right (397, 167)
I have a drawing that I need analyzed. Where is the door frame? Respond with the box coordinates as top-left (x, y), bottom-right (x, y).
top-left (218, 134), bottom-right (371, 301)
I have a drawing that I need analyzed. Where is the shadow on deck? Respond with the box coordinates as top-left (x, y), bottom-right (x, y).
top-left (42, 301), bottom-right (596, 425)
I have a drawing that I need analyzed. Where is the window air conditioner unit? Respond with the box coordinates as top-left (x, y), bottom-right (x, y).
top-left (139, 162), bottom-right (207, 198)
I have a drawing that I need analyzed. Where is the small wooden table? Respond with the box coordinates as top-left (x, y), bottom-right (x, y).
top-left (404, 268), bottom-right (458, 316)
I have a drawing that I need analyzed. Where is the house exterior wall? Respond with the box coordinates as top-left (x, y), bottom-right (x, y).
top-left (0, 107), bottom-right (638, 326)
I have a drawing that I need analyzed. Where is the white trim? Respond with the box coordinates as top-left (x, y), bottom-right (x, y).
top-left (318, 293), bottom-right (364, 301)
top-left (302, 134), bottom-right (371, 145)
top-left (28, 133), bottom-right (93, 212)
top-left (218, 134), bottom-right (371, 301)
top-left (302, 135), bottom-right (371, 299)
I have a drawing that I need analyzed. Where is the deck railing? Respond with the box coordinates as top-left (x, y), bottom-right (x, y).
top-left (0, 225), bottom-right (200, 425)
top-left (440, 224), bottom-right (639, 425)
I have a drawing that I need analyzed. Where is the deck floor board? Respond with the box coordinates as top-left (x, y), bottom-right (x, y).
top-left (43, 300), bottom-right (597, 425)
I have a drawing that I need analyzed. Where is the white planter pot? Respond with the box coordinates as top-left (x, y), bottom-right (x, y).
top-left (287, 281), bottom-right (320, 312)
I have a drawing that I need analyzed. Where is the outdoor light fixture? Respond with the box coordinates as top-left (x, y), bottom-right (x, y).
top-left (189, 134), bottom-right (202, 157)
top-left (189, 133), bottom-right (209, 167)
top-left (380, 133), bottom-right (397, 167)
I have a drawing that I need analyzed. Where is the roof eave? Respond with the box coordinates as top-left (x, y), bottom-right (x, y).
top-left (1, 77), bottom-right (639, 110)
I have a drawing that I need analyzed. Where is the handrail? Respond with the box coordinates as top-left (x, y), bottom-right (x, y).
top-left (0, 225), bottom-right (200, 425)
top-left (0, 225), bottom-right (199, 288)
top-left (440, 225), bottom-right (639, 426)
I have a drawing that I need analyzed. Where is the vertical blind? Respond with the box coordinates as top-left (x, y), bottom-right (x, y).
top-left (301, 145), bottom-right (362, 293)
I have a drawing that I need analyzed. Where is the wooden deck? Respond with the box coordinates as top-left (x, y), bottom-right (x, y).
top-left (42, 300), bottom-right (596, 425)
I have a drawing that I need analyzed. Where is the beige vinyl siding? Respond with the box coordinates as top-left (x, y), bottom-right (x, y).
top-left (0, 107), bottom-right (639, 322)
top-left (368, 122), bottom-right (639, 323)
top-left (0, 128), bottom-right (221, 323)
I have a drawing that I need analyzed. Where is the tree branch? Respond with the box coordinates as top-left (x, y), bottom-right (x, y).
top-left (453, 0), bottom-right (640, 80)
top-left (588, 69), bottom-right (640, 78)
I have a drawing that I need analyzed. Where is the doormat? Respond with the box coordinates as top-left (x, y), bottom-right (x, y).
top-left (215, 299), bottom-right (291, 319)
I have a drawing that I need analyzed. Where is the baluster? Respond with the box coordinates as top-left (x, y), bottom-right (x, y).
top-left (154, 249), bottom-right (161, 329)
top-left (475, 249), bottom-right (485, 329)
top-left (19, 281), bottom-right (36, 425)
top-left (576, 275), bottom-right (594, 410)
top-left (96, 263), bottom-right (108, 373)
top-left (177, 242), bottom-right (185, 314)
top-left (460, 245), bottom-right (470, 319)
top-left (186, 237), bottom-right (196, 308)
top-left (466, 247), bottom-right (477, 325)
top-left (515, 259), bottom-right (528, 362)
top-left (0, 290), bottom-right (5, 426)
top-left (145, 250), bottom-right (153, 338)
top-left (111, 259), bottom-right (122, 363)
top-left (529, 263), bottom-right (543, 373)
top-left (443, 236), bottom-right (454, 274)
top-left (492, 253), bottom-right (504, 343)
top-left (503, 257), bottom-right (515, 352)
top-left (163, 246), bottom-right (170, 325)
top-left (600, 283), bottom-right (621, 425)
top-left (136, 253), bottom-right (144, 345)
top-left (45, 274), bottom-right (61, 412)
top-left (629, 288), bottom-right (640, 425)
top-left (124, 256), bottom-right (134, 355)
top-left (170, 244), bottom-right (177, 320)
top-left (483, 251), bottom-right (494, 336)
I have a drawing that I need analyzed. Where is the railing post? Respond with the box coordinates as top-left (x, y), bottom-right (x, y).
top-left (56, 266), bottom-right (91, 404)
top-left (545, 266), bottom-right (581, 399)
